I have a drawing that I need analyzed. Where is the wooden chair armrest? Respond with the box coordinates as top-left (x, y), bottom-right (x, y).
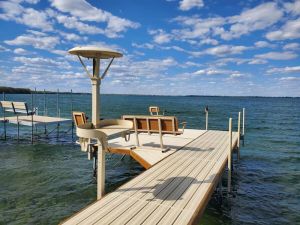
top-left (180, 121), bottom-right (187, 132)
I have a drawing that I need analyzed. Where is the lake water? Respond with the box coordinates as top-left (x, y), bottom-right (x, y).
top-left (0, 94), bottom-right (299, 224)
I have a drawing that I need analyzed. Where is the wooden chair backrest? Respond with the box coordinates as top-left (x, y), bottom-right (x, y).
top-left (73, 112), bottom-right (87, 127)
top-left (149, 106), bottom-right (159, 115)
top-left (0, 101), bottom-right (30, 115)
top-left (13, 102), bottom-right (29, 113)
top-left (122, 115), bottom-right (180, 135)
top-left (0, 101), bottom-right (13, 109)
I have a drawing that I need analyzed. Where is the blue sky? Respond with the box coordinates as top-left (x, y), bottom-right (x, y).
top-left (0, 0), bottom-right (300, 96)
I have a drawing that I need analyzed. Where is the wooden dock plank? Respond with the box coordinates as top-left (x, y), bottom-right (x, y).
top-left (61, 130), bottom-right (239, 225)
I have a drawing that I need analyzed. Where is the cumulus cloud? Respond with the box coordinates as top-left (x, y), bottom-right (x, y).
top-left (267, 66), bottom-right (300, 74)
top-left (229, 73), bottom-right (248, 79)
top-left (0, 1), bottom-right (53, 31)
top-left (14, 56), bottom-right (71, 71)
top-left (132, 42), bottom-right (155, 49)
top-left (179, 0), bottom-right (204, 11)
top-left (248, 59), bottom-right (268, 65)
top-left (58, 31), bottom-right (87, 41)
top-left (284, 0), bottom-right (300, 16)
top-left (108, 56), bottom-right (178, 82)
top-left (220, 2), bottom-right (283, 40)
top-left (193, 68), bottom-right (237, 76)
top-left (255, 51), bottom-right (297, 60)
top-left (5, 33), bottom-right (60, 50)
top-left (54, 13), bottom-right (105, 35)
top-left (13, 48), bottom-right (30, 55)
top-left (0, 45), bottom-right (10, 52)
top-left (149, 29), bottom-right (172, 44)
top-left (50, 0), bottom-right (139, 37)
top-left (266, 18), bottom-right (300, 41)
top-left (172, 16), bottom-right (225, 40)
top-left (254, 41), bottom-right (275, 48)
top-left (191, 45), bottom-right (250, 57)
top-left (279, 76), bottom-right (300, 81)
top-left (283, 42), bottom-right (300, 50)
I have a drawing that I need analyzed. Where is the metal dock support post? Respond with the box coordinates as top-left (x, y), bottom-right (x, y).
top-left (228, 118), bottom-right (232, 194)
top-left (97, 144), bottom-right (105, 200)
top-left (44, 89), bottom-right (47, 134)
top-left (134, 117), bottom-right (140, 147)
top-left (237, 111), bottom-right (241, 160)
top-left (17, 116), bottom-right (20, 141)
top-left (2, 92), bottom-right (7, 140)
top-left (31, 90), bottom-right (34, 144)
top-left (242, 108), bottom-right (245, 146)
top-left (71, 89), bottom-right (74, 140)
top-left (205, 106), bottom-right (208, 130)
top-left (57, 89), bottom-right (59, 117)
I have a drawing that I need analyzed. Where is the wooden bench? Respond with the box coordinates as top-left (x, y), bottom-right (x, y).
top-left (122, 115), bottom-right (186, 152)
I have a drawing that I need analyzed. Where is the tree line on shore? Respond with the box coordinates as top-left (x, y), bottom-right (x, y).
top-left (0, 86), bottom-right (31, 94)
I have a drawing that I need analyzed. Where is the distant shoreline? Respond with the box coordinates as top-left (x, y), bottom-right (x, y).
top-left (0, 86), bottom-right (298, 98)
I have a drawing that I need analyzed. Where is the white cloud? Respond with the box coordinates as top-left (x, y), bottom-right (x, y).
top-left (14, 56), bottom-right (71, 69)
top-left (5, 33), bottom-right (60, 50)
top-left (283, 42), bottom-right (300, 50)
top-left (0, 1), bottom-right (53, 31)
top-left (55, 13), bottom-right (105, 35)
top-left (267, 66), bottom-right (300, 74)
top-left (254, 41), bottom-right (275, 48)
top-left (179, 0), bottom-right (204, 11)
top-left (108, 56), bottom-right (178, 82)
top-left (248, 59), bottom-right (268, 65)
top-left (149, 29), bottom-right (172, 44)
top-left (170, 2), bottom-right (283, 42)
top-left (0, 45), bottom-right (10, 52)
top-left (172, 16), bottom-right (225, 40)
top-left (50, 0), bottom-right (139, 37)
top-left (284, 0), bottom-right (300, 16)
top-left (255, 51), bottom-right (297, 60)
top-left (59, 32), bottom-right (87, 41)
top-left (220, 2), bottom-right (283, 40)
top-left (50, 0), bottom-right (107, 22)
top-left (266, 18), bottom-right (300, 41)
top-left (13, 48), bottom-right (30, 55)
top-left (23, 0), bottom-right (40, 4)
top-left (132, 42), bottom-right (155, 49)
top-left (279, 76), bottom-right (300, 81)
top-left (203, 45), bottom-right (250, 56)
top-left (229, 73), bottom-right (248, 79)
top-left (200, 38), bottom-right (218, 45)
top-left (193, 68), bottom-right (236, 76)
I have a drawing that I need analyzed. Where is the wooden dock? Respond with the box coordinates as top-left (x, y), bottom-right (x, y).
top-left (61, 129), bottom-right (239, 225)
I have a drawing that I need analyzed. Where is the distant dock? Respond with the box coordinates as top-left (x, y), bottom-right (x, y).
top-left (61, 127), bottom-right (240, 224)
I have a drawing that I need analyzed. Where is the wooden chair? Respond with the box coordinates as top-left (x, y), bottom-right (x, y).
top-left (149, 106), bottom-right (160, 115)
top-left (73, 111), bottom-right (88, 127)
top-left (122, 115), bottom-right (186, 152)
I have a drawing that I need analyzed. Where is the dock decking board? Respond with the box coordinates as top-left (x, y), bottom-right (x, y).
top-left (61, 130), bottom-right (238, 225)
